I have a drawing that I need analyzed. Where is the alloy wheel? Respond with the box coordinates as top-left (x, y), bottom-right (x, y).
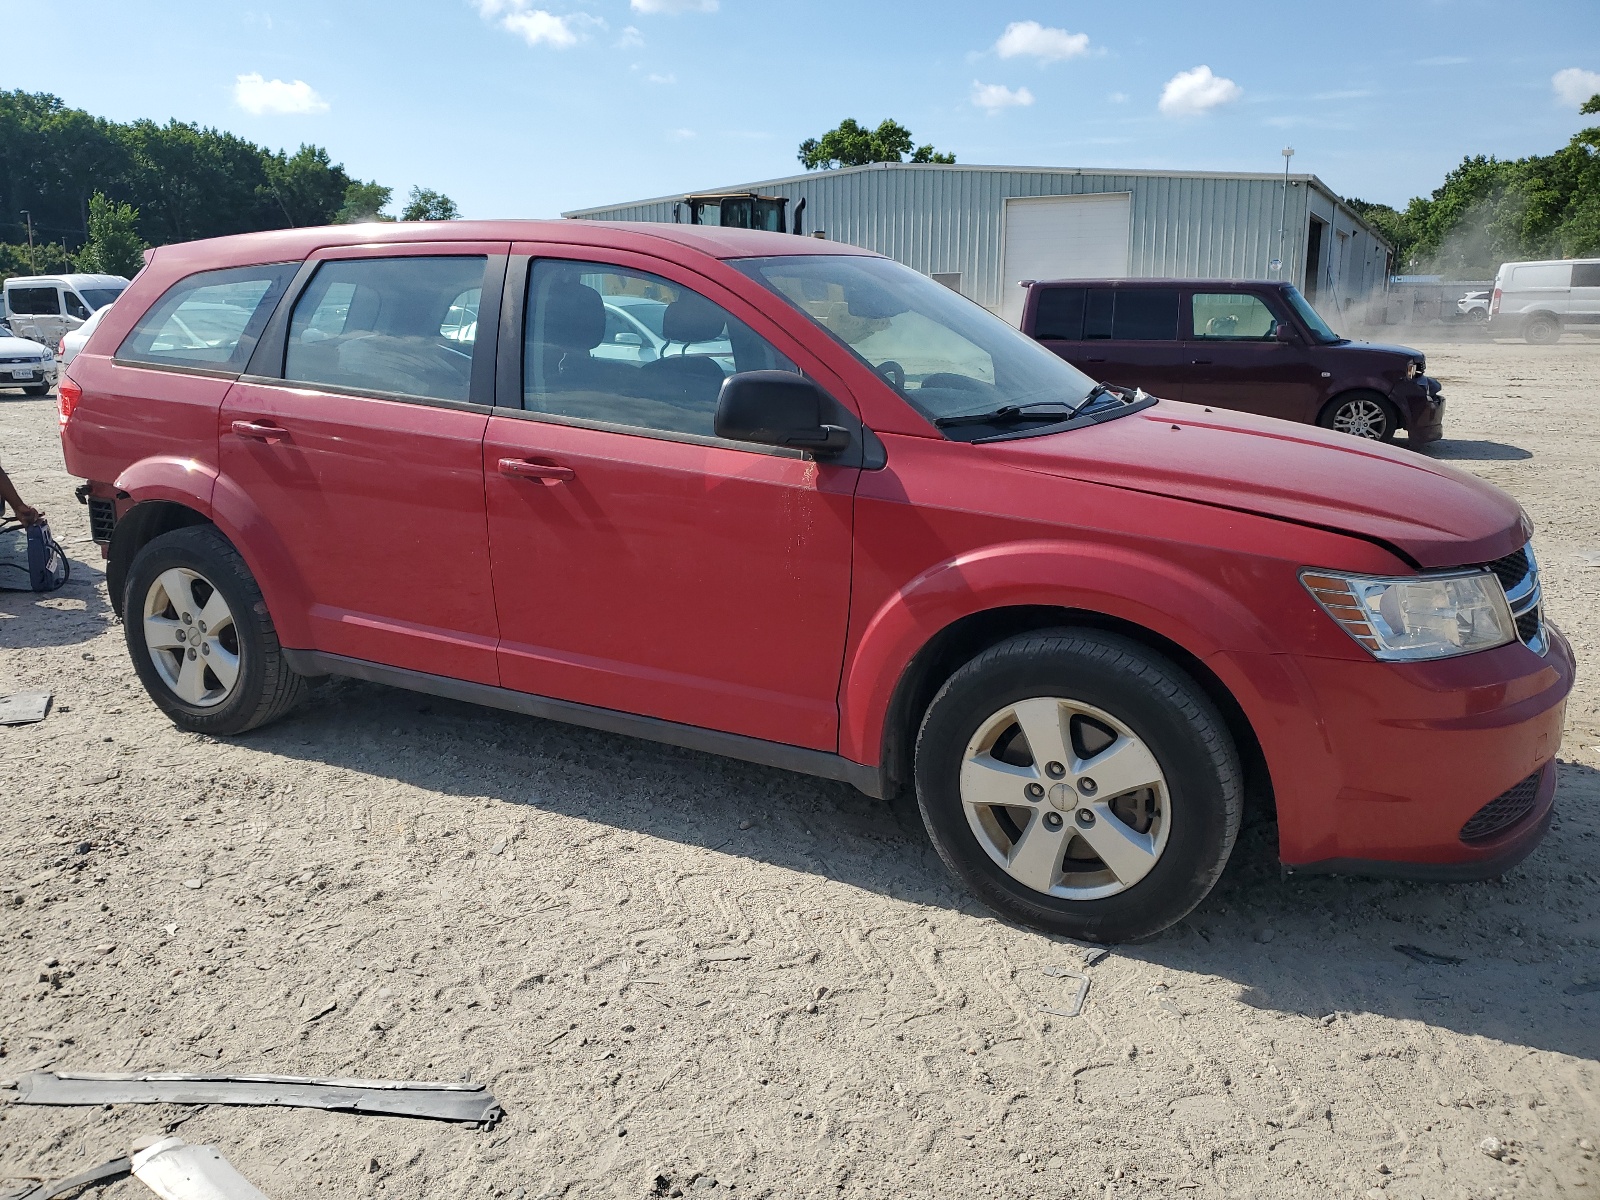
top-left (959, 696), bottom-right (1170, 900)
top-left (142, 567), bottom-right (241, 708)
top-left (1331, 398), bottom-right (1389, 439)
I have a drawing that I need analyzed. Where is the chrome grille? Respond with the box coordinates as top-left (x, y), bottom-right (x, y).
top-left (1486, 542), bottom-right (1545, 655)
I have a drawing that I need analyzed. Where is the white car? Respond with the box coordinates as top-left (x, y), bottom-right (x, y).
top-left (1456, 290), bottom-right (1490, 322)
top-left (59, 302), bottom-right (111, 367)
top-left (2, 272), bottom-right (129, 347)
top-left (1488, 258), bottom-right (1600, 344)
top-left (0, 330), bottom-right (58, 395)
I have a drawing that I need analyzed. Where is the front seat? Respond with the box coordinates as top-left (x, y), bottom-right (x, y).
top-left (640, 295), bottom-right (730, 405)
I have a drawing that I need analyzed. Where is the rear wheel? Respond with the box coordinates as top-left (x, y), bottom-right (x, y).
top-left (1523, 315), bottom-right (1560, 345)
top-left (124, 525), bottom-right (307, 735)
top-left (913, 630), bottom-right (1242, 943)
top-left (1318, 391), bottom-right (1397, 442)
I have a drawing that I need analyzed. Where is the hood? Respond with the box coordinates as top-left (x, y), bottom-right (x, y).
top-left (0, 335), bottom-right (50, 355)
top-left (1334, 339), bottom-right (1422, 359)
top-left (993, 400), bottom-right (1527, 569)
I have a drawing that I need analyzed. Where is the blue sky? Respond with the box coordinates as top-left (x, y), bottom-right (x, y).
top-left (3, 0), bottom-right (1597, 219)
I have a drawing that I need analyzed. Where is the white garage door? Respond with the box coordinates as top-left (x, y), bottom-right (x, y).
top-left (1000, 193), bottom-right (1132, 326)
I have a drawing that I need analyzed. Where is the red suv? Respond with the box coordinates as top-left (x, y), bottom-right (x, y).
top-left (60, 223), bottom-right (1572, 942)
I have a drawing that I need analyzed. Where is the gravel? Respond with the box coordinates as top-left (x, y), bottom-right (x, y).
top-left (2, 339), bottom-right (1599, 1197)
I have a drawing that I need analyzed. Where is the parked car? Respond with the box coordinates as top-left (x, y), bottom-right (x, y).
top-left (3, 273), bottom-right (130, 346)
top-left (0, 328), bottom-right (57, 395)
top-left (1021, 279), bottom-right (1444, 444)
top-left (60, 222), bottom-right (1571, 943)
top-left (1488, 258), bottom-right (1600, 344)
top-left (1456, 290), bottom-right (1491, 322)
top-left (59, 302), bottom-right (112, 367)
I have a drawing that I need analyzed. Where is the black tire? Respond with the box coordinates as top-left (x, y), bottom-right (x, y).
top-left (1523, 315), bottom-right (1560, 345)
top-left (1318, 391), bottom-right (1398, 442)
top-left (124, 525), bottom-right (307, 735)
top-left (23, 383), bottom-right (49, 397)
top-left (1465, 307), bottom-right (1488, 324)
top-left (913, 629), bottom-right (1242, 943)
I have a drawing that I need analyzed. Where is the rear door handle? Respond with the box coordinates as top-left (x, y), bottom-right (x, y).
top-left (499, 458), bottom-right (575, 484)
top-left (231, 419), bottom-right (287, 443)
top-left (1190, 359), bottom-right (1213, 365)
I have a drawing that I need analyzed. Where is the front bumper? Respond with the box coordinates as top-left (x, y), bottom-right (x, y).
top-left (1, 361), bottom-right (56, 388)
top-left (1261, 623), bottom-right (1573, 876)
top-left (1396, 375), bottom-right (1445, 443)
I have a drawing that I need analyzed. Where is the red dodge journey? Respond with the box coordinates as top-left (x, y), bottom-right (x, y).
top-left (59, 221), bottom-right (1574, 942)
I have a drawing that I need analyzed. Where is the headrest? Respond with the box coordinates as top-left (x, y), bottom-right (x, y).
top-left (662, 295), bottom-right (728, 345)
top-left (543, 282), bottom-right (605, 350)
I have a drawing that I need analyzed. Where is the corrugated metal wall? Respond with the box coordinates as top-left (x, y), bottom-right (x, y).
top-left (566, 165), bottom-right (1388, 315)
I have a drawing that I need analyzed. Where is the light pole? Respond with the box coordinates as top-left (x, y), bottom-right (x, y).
top-left (20, 210), bottom-right (36, 273)
top-left (1276, 147), bottom-right (1294, 278)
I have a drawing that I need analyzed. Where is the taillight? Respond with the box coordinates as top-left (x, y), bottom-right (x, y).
top-left (1491, 288), bottom-right (1502, 315)
top-left (57, 338), bottom-right (66, 355)
top-left (58, 376), bottom-right (83, 428)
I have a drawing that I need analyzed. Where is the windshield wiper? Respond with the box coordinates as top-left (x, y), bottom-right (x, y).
top-left (933, 383), bottom-right (1127, 429)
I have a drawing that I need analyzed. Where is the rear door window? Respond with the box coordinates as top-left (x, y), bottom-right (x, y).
top-left (283, 256), bottom-right (488, 403)
top-left (1191, 293), bottom-right (1279, 339)
top-left (8, 287), bottom-right (62, 316)
top-left (1033, 287), bottom-right (1085, 340)
top-left (118, 264), bottom-right (298, 371)
top-left (1111, 289), bottom-right (1180, 340)
top-left (1083, 289), bottom-right (1115, 339)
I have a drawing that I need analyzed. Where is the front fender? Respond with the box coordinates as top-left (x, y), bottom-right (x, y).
top-left (837, 541), bottom-right (1337, 816)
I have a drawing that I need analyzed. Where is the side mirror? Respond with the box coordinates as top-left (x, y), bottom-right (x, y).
top-left (1274, 322), bottom-right (1299, 344)
top-left (715, 371), bottom-right (850, 455)
top-left (613, 332), bottom-right (643, 346)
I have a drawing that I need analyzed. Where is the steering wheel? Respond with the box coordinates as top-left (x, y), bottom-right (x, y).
top-left (875, 360), bottom-right (906, 390)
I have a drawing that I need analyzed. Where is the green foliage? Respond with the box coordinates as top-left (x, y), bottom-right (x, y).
top-left (0, 240), bottom-right (74, 283)
top-left (336, 181), bottom-right (395, 224)
top-left (1584, 93), bottom-right (1600, 116)
top-left (401, 187), bottom-right (459, 221)
top-left (798, 118), bottom-right (954, 170)
top-left (1364, 100), bottom-right (1600, 278)
top-left (0, 88), bottom-right (390, 255)
top-left (74, 192), bottom-right (146, 277)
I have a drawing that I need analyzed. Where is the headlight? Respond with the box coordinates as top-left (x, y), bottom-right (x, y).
top-left (1406, 359), bottom-right (1423, 379)
top-left (1301, 569), bottom-right (1516, 660)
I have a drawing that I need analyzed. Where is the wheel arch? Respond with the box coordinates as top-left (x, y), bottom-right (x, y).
top-left (107, 500), bottom-right (212, 618)
top-left (872, 605), bottom-right (1274, 827)
top-left (1318, 387), bottom-right (1402, 430)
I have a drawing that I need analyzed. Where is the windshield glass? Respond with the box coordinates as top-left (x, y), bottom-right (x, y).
top-left (80, 287), bottom-right (126, 310)
top-left (733, 255), bottom-right (1099, 423)
top-left (1284, 286), bottom-right (1342, 344)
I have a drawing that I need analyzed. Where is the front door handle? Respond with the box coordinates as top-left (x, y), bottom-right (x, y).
top-left (499, 458), bottom-right (575, 484)
top-left (231, 419), bottom-right (287, 443)
top-left (1190, 359), bottom-right (1214, 365)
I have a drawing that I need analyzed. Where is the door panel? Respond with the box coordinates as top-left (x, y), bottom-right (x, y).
top-left (220, 384), bottom-right (498, 680)
top-left (1182, 291), bottom-right (1323, 422)
top-left (485, 247), bottom-right (860, 750)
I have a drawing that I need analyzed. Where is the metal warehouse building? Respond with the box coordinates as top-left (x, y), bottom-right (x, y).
top-left (565, 163), bottom-right (1393, 325)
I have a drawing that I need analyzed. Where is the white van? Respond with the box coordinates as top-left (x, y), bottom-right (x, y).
top-left (1488, 258), bottom-right (1600, 344)
top-left (2, 273), bottom-right (131, 346)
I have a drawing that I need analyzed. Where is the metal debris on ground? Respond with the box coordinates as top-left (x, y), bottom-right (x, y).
top-left (1082, 948), bottom-right (1109, 967)
top-left (13, 1071), bottom-right (502, 1127)
top-left (132, 1138), bottom-right (269, 1200)
top-left (1038, 966), bottom-right (1091, 1018)
top-left (1393, 944), bottom-right (1465, 966)
top-left (0, 1156), bottom-right (131, 1200)
top-left (0, 692), bottom-right (52, 727)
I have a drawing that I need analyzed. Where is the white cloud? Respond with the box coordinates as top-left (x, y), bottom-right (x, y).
top-left (1553, 67), bottom-right (1600, 109)
top-left (1158, 65), bottom-right (1242, 117)
top-left (647, 72), bottom-right (676, 84)
top-left (972, 81), bottom-right (1035, 114)
top-left (617, 24), bottom-right (644, 47)
top-left (669, 127), bottom-right (697, 139)
top-left (993, 20), bottom-right (1089, 63)
top-left (474, 1), bottom-right (601, 48)
top-left (233, 73), bottom-right (328, 116)
top-left (1107, 91), bottom-right (1128, 104)
top-left (631, 0), bottom-right (716, 12)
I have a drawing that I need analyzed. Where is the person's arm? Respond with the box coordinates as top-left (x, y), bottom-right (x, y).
top-left (0, 464), bottom-right (42, 525)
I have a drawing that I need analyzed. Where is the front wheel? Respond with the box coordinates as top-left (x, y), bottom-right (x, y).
top-left (124, 525), bottom-right (307, 735)
top-left (914, 630), bottom-right (1242, 943)
top-left (1318, 392), bottom-right (1398, 442)
top-left (23, 383), bottom-right (50, 397)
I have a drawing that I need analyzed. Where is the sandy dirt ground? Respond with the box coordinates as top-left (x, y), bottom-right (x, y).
top-left (2, 338), bottom-right (1600, 1200)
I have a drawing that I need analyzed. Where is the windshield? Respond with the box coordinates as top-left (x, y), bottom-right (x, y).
top-left (1284, 286), bottom-right (1342, 344)
top-left (733, 255), bottom-right (1099, 424)
top-left (81, 287), bottom-right (126, 310)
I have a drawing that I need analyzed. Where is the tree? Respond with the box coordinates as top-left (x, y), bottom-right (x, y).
top-left (798, 118), bottom-right (954, 170)
top-left (74, 192), bottom-right (146, 277)
top-left (401, 187), bottom-right (459, 221)
top-left (335, 181), bottom-right (394, 223)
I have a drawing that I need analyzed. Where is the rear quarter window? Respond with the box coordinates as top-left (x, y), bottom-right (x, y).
top-left (8, 286), bottom-right (62, 316)
top-left (118, 264), bottom-right (298, 372)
